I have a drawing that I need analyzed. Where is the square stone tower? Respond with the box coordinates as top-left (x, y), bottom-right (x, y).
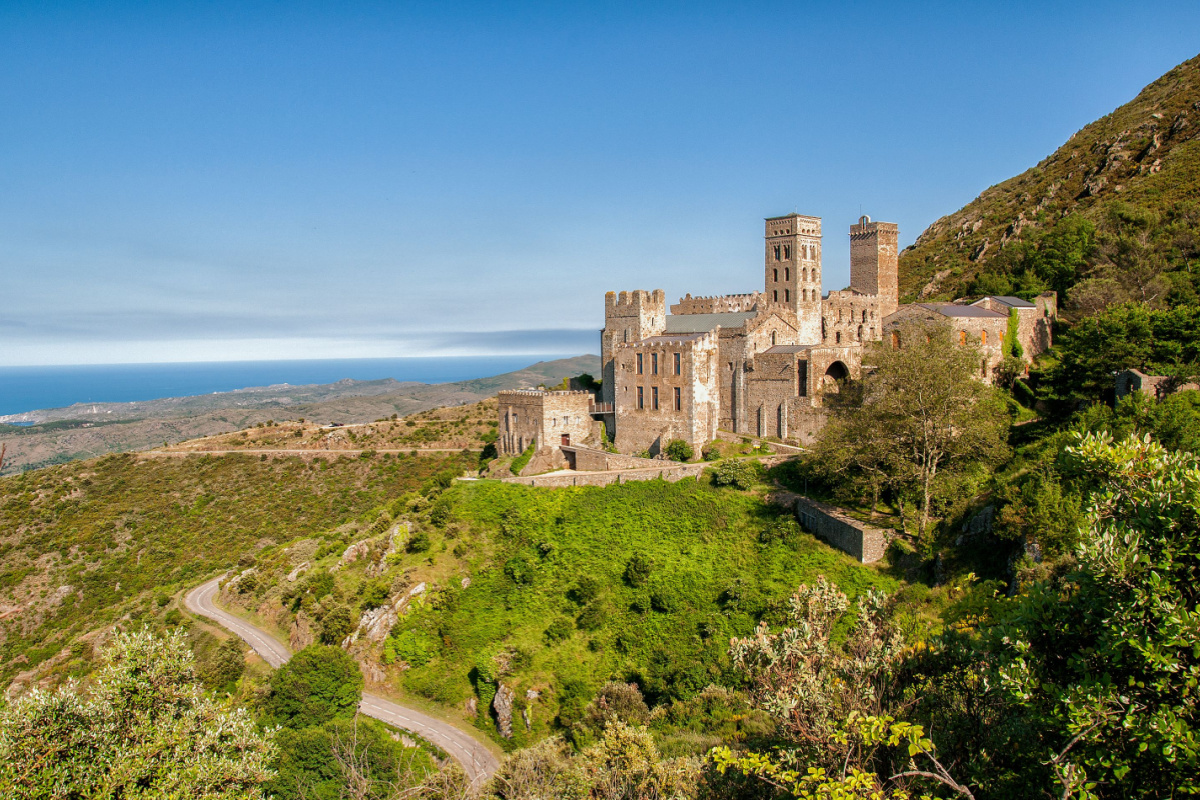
top-left (600, 289), bottom-right (666, 405)
top-left (764, 214), bottom-right (822, 343)
top-left (849, 216), bottom-right (899, 318)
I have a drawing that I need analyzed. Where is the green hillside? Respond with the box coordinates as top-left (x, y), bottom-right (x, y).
top-left (0, 450), bottom-right (474, 690)
top-left (900, 53), bottom-right (1200, 307)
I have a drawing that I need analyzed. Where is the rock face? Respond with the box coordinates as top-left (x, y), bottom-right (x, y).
top-left (289, 611), bottom-right (315, 652)
top-left (493, 684), bottom-right (515, 739)
top-left (466, 697), bottom-right (477, 717)
top-left (286, 562), bottom-right (309, 582)
top-left (344, 581), bottom-right (430, 647)
top-left (340, 540), bottom-right (371, 566)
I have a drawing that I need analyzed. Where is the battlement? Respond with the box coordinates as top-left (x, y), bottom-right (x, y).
top-left (605, 289), bottom-right (666, 315)
top-left (671, 292), bottom-right (764, 315)
top-left (498, 389), bottom-right (594, 398)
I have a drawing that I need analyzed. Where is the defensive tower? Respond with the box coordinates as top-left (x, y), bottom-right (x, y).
top-left (600, 289), bottom-right (666, 405)
top-left (849, 216), bottom-right (899, 318)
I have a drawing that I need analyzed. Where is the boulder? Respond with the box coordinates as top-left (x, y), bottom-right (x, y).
top-left (289, 611), bottom-right (315, 652)
top-left (286, 562), bottom-right (309, 582)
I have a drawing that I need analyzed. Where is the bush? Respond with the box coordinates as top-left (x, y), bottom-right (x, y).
top-left (406, 530), bottom-right (431, 553)
top-left (664, 439), bottom-right (694, 462)
top-left (623, 553), bottom-right (652, 587)
top-left (318, 605), bottom-right (356, 645)
top-left (263, 645), bottom-right (363, 728)
top-left (711, 459), bottom-right (760, 490)
top-left (544, 616), bottom-right (574, 644)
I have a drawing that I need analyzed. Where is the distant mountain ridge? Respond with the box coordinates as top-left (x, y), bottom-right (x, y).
top-left (900, 53), bottom-right (1200, 301)
top-left (0, 355), bottom-right (599, 475)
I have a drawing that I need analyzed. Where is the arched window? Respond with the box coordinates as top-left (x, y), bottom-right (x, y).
top-left (785, 268), bottom-right (790, 281)
top-left (857, 325), bottom-right (863, 341)
top-left (981, 329), bottom-right (988, 346)
top-left (981, 358), bottom-right (989, 378)
top-left (773, 290), bottom-right (778, 302)
top-left (802, 268), bottom-right (808, 281)
top-left (773, 245), bottom-right (781, 261)
top-left (771, 331), bottom-right (777, 345)
top-left (836, 331), bottom-right (842, 344)
top-left (784, 245), bottom-right (790, 259)
top-left (773, 268), bottom-right (778, 282)
top-left (785, 289), bottom-right (790, 302)
top-left (959, 330), bottom-right (967, 346)
top-left (862, 310), bottom-right (867, 322)
top-left (890, 331), bottom-right (900, 350)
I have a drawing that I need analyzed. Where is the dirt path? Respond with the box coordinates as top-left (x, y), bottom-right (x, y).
top-left (184, 577), bottom-right (501, 790)
top-left (143, 447), bottom-right (477, 457)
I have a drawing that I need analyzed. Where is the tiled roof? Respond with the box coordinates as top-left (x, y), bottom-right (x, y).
top-left (986, 295), bottom-right (1036, 308)
top-left (762, 345), bottom-right (809, 354)
top-left (918, 303), bottom-right (1007, 319)
top-left (664, 311), bottom-right (757, 333)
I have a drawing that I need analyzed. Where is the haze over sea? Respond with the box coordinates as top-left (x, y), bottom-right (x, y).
top-left (0, 355), bottom-right (567, 418)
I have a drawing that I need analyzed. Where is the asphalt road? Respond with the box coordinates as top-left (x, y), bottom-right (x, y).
top-left (185, 577), bottom-right (501, 790)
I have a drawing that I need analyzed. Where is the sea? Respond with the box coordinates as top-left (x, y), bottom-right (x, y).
top-left (0, 355), bottom-right (567, 418)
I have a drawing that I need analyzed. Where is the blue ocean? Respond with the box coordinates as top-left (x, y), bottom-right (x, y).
top-left (0, 356), bottom-right (567, 418)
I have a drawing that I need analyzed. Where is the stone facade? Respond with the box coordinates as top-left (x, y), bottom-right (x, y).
top-left (1115, 369), bottom-right (1200, 401)
top-left (497, 390), bottom-right (596, 455)
top-left (970, 293), bottom-right (1057, 361)
top-left (613, 330), bottom-right (720, 455)
top-left (849, 217), bottom-right (899, 319)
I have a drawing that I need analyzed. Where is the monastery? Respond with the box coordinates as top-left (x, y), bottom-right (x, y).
top-left (498, 212), bottom-right (1056, 461)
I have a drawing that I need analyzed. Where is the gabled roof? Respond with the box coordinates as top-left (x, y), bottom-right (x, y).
top-left (664, 311), bottom-right (757, 333)
top-left (918, 303), bottom-right (1007, 319)
top-left (974, 295), bottom-right (1036, 309)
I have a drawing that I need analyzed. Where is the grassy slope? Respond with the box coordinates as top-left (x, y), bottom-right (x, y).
top-left (228, 475), bottom-right (907, 753)
top-left (0, 450), bottom-right (475, 689)
top-left (900, 53), bottom-right (1200, 300)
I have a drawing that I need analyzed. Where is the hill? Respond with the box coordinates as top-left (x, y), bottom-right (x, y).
top-left (900, 53), bottom-right (1200, 306)
top-left (0, 355), bottom-right (598, 475)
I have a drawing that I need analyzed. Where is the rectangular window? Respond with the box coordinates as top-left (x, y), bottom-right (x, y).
top-left (652, 386), bottom-right (659, 410)
top-left (652, 353), bottom-right (658, 375)
top-left (673, 352), bottom-right (681, 375)
top-left (773, 268), bottom-right (778, 282)
top-left (797, 360), bottom-right (808, 396)
top-left (637, 386), bottom-right (644, 409)
top-left (674, 386), bottom-right (681, 411)
top-left (637, 353), bottom-right (643, 374)
top-left (785, 268), bottom-right (790, 281)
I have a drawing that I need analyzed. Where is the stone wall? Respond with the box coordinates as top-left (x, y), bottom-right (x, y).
top-left (503, 455), bottom-right (788, 488)
top-left (497, 390), bottom-right (595, 456)
top-left (563, 446), bottom-right (672, 472)
top-left (794, 496), bottom-right (889, 563)
top-left (883, 305), bottom-right (1007, 383)
top-left (822, 289), bottom-right (884, 345)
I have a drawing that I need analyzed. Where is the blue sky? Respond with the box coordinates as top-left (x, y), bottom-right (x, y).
top-left (2, 1), bottom-right (1198, 365)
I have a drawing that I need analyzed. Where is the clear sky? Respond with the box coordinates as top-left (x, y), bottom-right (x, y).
top-left (3, 1), bottom-right (1199, 366)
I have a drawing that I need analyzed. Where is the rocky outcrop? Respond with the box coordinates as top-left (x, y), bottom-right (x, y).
top-left (286, 561), bottom-right (309, 582)
top-left (493, 684), bottom-right (515, 739)
top-left (289, 610), bottom-right (315, 651)
top-left (344, 582), bottom-right (428, 647)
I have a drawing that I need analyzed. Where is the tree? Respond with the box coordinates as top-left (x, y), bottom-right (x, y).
top-left (264, 644), bottom-right (364, 729)
top-left (0, 628), bottom-right (276, 800)
top-left (817, 322), bottom-right (1010, 541)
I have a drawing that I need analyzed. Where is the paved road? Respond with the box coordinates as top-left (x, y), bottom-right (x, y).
top-left (185, 577), bottom-right (500, 790)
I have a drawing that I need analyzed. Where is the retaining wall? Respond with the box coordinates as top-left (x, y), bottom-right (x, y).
top-left (794, 496), bottom-right (889, 563)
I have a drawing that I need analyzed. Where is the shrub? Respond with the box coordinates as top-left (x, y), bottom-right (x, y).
top-left (569, 575), bottom-right (601, 605)
top-left (318, 605), bottom-right (356, 645)
top-left (544, 617), bottom-right (574, 644)
top-left (623, 553), bottom-right (652, 587)
top-left (664, 439), bottom-right (694, 462)
top-left (406, 530), bottom-right (431, 553)
top-left (711, 459), bottom-right (760, 490)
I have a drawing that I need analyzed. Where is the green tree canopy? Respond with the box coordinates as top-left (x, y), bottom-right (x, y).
top-left (0, 628), bottom-right (276, 800)
top-left (264, 644), bottom-right (364, 729)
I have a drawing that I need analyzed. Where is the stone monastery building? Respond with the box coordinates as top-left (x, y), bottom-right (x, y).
top-left (498, 212), bottom-right (1055, 460)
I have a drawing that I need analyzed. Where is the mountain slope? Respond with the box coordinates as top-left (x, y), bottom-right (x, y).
top-left (901, 53), bottom-right (1200, 301)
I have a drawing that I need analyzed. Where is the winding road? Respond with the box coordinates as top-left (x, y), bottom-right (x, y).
top-left (185, 577), bottom-right (501, 790)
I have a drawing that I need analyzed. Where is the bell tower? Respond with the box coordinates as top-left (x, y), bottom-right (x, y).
top-left (849, 216), bottom-right (899, 318)
top-left (764, 213), bottom-right (822, 343)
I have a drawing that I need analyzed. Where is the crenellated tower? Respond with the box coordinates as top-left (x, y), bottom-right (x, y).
top-left (764, 213), bottom-right (822, 342)
top-left (600, 289), bottom-right (666, 405)
top-left (849, 216), bottom-right (899, 318)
